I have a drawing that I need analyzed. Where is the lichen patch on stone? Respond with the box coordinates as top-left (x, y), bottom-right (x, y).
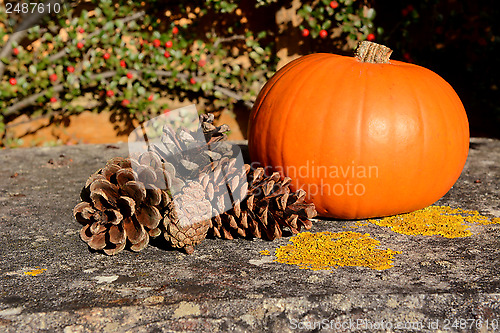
top-left (274, 231), bottom-right (400, 271)
top-left (367, 206), bottom-right (500, 238)
top-left (24, 267), bottom-right (47, 276)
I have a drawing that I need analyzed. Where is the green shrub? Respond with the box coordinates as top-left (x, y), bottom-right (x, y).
top-left (0, 0), bottom-right (376, 146)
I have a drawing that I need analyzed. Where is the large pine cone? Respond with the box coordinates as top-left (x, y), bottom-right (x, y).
top-left (74, 157), bottom-right (166, 255)
top-left (208, 166), bottom-right (317, 240)
top-left (198, 156), bottom-right (248, 220)
top-left (162, 181), bottom-right (212, 254)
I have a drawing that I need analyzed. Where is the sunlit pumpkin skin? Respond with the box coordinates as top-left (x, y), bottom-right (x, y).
top-left (248, 43), bottom-right (469, 219)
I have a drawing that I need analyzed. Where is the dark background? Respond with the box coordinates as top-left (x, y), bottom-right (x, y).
top-left (375, 0), bottom-right (499, 138)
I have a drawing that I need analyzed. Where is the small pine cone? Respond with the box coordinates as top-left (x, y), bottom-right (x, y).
top-left (199, 113), bottom-right (230, 144)
top-left (74, 156), bottom-right (165, 255)
top-left (162, 181), bottom-right (212, 254)
top-left (208, 166), bottom-right (317, 241)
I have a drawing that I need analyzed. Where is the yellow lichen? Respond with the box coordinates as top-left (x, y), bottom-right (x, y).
top-left (274, 231), bottom-right (400, 271)
top-left (367, 206), bottom-right (500, 238)
top-left (259, 250), bottom-right (271, 256)
top-left (24, 267), bottom-right (47, 276)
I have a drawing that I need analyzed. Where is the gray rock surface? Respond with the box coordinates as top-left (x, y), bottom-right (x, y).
top-left (0, 138), bottom-right (499, 332)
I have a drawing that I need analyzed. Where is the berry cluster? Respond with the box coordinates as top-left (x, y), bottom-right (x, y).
top-left (298, 0), bottom-right (376, 41)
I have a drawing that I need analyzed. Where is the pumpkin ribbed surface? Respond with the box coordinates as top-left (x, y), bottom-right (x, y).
top-left (248, 50), bottom-right (469, 219)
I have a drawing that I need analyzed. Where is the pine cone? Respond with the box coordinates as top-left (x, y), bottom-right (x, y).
top-left (74, 113), bottom-right (317, 256)
top-left (162, 181), bottom-right (212, 254)
top-left (208, 166), bottom-right (317, 240)
top-left (74, 157), bottom-right (165, 255)
top-left (198, 156), bottom-right (248, 218)
top-left (199, 113), bottom-right (230, 144)
top-left (150, 113), bottom-right (237, 184)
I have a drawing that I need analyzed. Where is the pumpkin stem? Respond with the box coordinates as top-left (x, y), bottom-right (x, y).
top-left (355, 41), bottom-right (393, 64)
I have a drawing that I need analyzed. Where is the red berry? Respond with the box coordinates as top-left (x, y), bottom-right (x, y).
top-left (165, 40), bottom-right (173, 48)
top-left (103, 52), bottom-right (111, 60)
top-left (126, 72), bottom-right (133, 79)
top-left (78, 28), bottom-right (84, 33)
top-left (77, 42), bottom-right (84, 49)
top-left (50, 97), bottom-right (57, 103)
top-left (189, 77), bottom-right (196, 84)
top-left (319, 30), bottom-right (328, 38)
top-left (9, 78), bottom-right (17, 85)
top-left (302, 28), bottom-right (310, 37)
top-left (13, 48), bottom-right (19, 56)
top-left (403, 52), bottom-right (412, 62)
top-left (148, 94), bottom-right (154, 101)
top-left (329, 1), bottom-right (339, 9)
top-left (402, 4), bottom-right (414, 16)
top-left (153, 39), bottom-right (161, 47)
top-left (49, 74), bottom-right (58, 82)
top-left (121, 99), bottom-right (130, 106)
top-left (120, 60), bottom-right (126, 67)
top-left (198, 59), bottom-right (206, 67)
top-left (172, 26), bottom-right (179, 35)
top-left (67, 66), bottom-right (75, 73)
top-left (164, 51), bottom-right (170, 58)
top-left (106, 90), bottom-right (114, 97)
top-left (367, 33), bottom-right (375, 41)
top-left (163, 109), bottom-right (170, 114)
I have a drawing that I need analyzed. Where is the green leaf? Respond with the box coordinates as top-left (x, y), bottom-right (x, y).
top-left (322, 20), bottom-right (332, 30)
top-left (254, 46), bottom-right (265, 55)
top-left (103, 22), bottom-right (114, 31)
top-left (201, 81), bottom-right (214, 91)
top-left (364, 7), bottom-right (376, 20)
top-left (119, 76), bottom-right (128, 85)
top-left (257, 31), bottom-right (267, 39)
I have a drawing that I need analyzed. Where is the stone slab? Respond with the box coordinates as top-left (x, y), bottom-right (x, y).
top-left (0, 139), bottom-right (499, 332)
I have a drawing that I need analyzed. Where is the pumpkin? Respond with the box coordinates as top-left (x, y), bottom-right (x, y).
top-left (248, 42), bottom-right (469, 219)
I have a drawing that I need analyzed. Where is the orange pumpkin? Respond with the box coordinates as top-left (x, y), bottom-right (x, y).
top-left (248, 42), bottom-right (469, 219)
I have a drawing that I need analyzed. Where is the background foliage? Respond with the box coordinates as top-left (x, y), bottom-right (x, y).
top-left (0, 0), bottom-right (498, 147)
